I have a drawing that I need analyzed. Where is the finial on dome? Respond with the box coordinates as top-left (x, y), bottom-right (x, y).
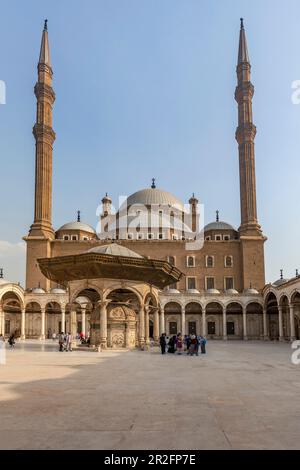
top-left (151, 178), bottom-right (156, 189)
top-left (216, 210), bottom-right (219, 222)
top-left (280, 269), bottom-right (283, 280)
top-left (0, 268), bottom-right (3, 279)
top-left (77, 210), bottom-right (81, 222)
top-left (296, 269), bottom-right (299, 277)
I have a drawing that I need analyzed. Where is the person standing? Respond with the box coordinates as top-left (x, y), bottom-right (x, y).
top-left (176, 334), bottom-right (183, 355)
top-left (58, 332), bottom-right (65, 352)
top-left (160, 333), bottom-right (167, 354)
top-left (8, 334), bottom-right (15, 349)
top-left (189, 335), bottom-right (197, 356)
top-left (66, 332), bottom-right (73, 352)
top-left (200, 336), bottom-right (207, 354)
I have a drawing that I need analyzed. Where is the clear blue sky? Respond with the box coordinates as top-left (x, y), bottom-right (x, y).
top-left (0, 0), bottom-right (300, 285)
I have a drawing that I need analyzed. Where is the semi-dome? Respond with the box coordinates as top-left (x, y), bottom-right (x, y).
top-left (32, 287), bottom-right (46, 294)
top-left (244, 288), bottom-right (259, 295)
top-left (124, 188), bottom-right (184, 210)
top-left (57, 221), bottom-right (96, 234)
top-left (88, 243), bottom-right (143, 259)
top-left (272, 278), bottom-right (289, 287)
top-left (205, 288), bottom-right (221, 295)
top-left (50, 287), bottom-right (66, 294)
top-left (166, 288), bottom-right (180, 294)
top-left (225, 288), bottom-right (239, 295)
top-left (204, 221), bottom-right (236, 231)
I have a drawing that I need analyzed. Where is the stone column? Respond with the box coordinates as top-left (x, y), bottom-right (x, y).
top-left (70, 310), bottom-right (77, 347)
top-left (181, 306), bottom-right (186, 337)
top-left (21, 308), bottom-right (26, 340)
top-left (125, 323), bottom-right (131, 348)
top-left (0, 307), bottom-right (3, 336)
top-left (289, 303), bottom-right (296, 342)
top-left (61, 305), bottom-right (66, 333)
top-left (242, 306), bottom-right (248, 340)
top-left (139, 304), bottom-right (145, 349)
top-left (145, 305), bottom-right (150, 345)
top-left (100, 301), bottom-right (108, 349)
top-left (278, 305), bottom-right (284, 341)
top-left (153, 308), bottom-right (159, 344)
top-left (222, 306), bottom-right (227, 340)
top-left (160, 307), bottom-right (165, 335)
top-left (202, 307), bottom-right (206, 336)
top-left (81, 307), bottom-right (86, 336)
top-left (40, 307), bottom-right (46, 340)
top-left (0, 306), bottom-right (4, 336)
top-left (263, 307), bottom-right (268, 340)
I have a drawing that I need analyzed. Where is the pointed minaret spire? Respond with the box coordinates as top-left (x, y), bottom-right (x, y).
top-left (238, 18), bottom-right (249, 64)
top-left (29, 20), bottom-right (56, 238)
top-left (235, 19), bottom-right (261, 235)
top-left (39, 19), bottom-right (51, 66)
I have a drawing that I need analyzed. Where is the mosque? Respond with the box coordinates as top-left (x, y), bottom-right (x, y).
top-left (0, 19), bottom-right (299, 347)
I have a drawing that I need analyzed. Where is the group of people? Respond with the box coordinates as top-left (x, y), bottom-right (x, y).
top-left (159, 333), bottom-right (207, 356)
top-left (57, 331), bottom-right (90, 351)
top-left (58, 332), bottom-right (73, 352)
top-left (0, 333), bottom-right (16, 348)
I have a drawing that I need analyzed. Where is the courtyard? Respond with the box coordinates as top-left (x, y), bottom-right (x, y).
top-left (0, 340), bottom-right (299, 450)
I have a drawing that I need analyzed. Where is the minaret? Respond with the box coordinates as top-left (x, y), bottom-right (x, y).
top-left (235, 18), bottom-right (261, 235)
top-left (29, 19), bottom-right (56, 238)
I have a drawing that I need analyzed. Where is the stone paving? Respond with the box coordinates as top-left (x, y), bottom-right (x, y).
top-left (0, 340), bottom-right (299, 450)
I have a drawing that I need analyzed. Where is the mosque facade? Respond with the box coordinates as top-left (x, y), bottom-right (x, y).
top-left (0, 19), bottom-right (299, 346)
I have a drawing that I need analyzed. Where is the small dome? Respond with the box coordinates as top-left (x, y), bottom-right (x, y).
top-left (273, 279), bottom-right (289, 287)
top-left (31, 287), bottom-right (46, 294)
top-left (102, 193), bottom-right (112, 204)
top-left (166, 288), bottom-right (180, 294)
top-left (88, 243), bottom-right (143, 259)
top-left (0, 279), bottom-right (11, 286)
top-left (205, 288), bottom-right (221, 295)
top-left (50, 288), bottom-right (66, 294)
top-left (124, 188), bottom-right (184, 210)
top-left (225, 289), bottom-right (239, 295)
top-left (186, 289), bottom-right (200, 294)
top-left (204, 221), bottom-right (236, 231)
top-left (244, 288), bottom-right (259, 295)
top-left (57, 221), bottom-right (96, 234)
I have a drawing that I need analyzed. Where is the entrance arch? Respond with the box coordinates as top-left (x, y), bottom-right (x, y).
top-left (265, 292), bottom-right (279, 340)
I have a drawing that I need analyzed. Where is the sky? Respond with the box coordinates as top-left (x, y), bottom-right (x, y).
top-left (0, 0), bottom-right (300, 285)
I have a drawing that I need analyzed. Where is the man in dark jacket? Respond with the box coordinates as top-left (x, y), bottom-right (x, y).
top-left (160, 333), bottom-right (167, 354)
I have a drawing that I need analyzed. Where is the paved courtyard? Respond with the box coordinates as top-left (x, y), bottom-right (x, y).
top-left (0, 340), bottom-right (299, 450)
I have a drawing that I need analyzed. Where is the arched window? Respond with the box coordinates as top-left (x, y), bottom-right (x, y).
top-left (225, 256), bottom-right (233, 267)
top-left (168, 256), bottom-right (175, 266)
top-left (206, 255), bottom-right (214, 268)
top-left (187, 256), bottom-right (195, 267)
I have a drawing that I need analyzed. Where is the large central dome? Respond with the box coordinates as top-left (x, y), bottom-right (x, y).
top-left (125, 188), bottom-right (184, 209)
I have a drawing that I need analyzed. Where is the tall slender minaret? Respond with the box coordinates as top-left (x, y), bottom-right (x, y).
top-left (235, 18), bottom-right (261, 235)
top-left (29, 19), bottom-right (56, 238)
